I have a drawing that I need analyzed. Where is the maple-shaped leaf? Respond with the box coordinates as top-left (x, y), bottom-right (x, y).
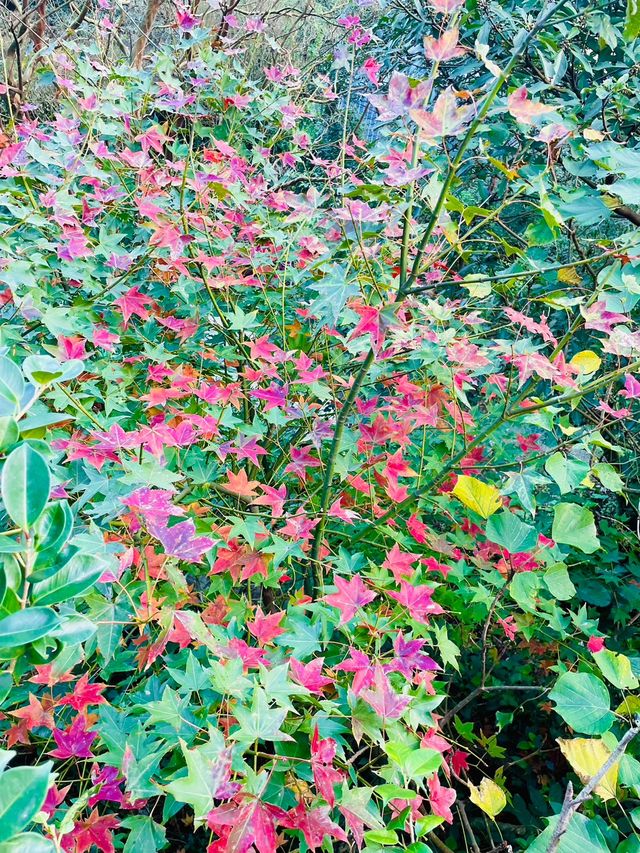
top-left (410, 86), bottom-right (474, 140)
top-left (381, 544), bottom-right (419, 583)
top-left (388, 580), bottom-right (445, 624)
top-left (231, 688), bottom-right (293, 744)
top-left (387, 632), bottom-right (440, 678)
top-left (507, 85), bottom-right (554, 124)
top-left (280, 803), bottom-right (347, 850)
top-left (428, 772), bottom-right (457, 823)
top-left (60, 809), bottom-right (120, 853)
top-left (424, 28), bottom-right (465, 61)
top-left (289, 657), bottom-right (333, 694)
top-left (335, 648), bottom-right (374, 695)
top-left (322, 575), bottom-right (376, 625)
top-left (59, 673), bottom-right (107, 712)
top-left (360, 667), bottom-right (412, 721)
top-left (9, 692), bottom-right (55, 730)
top-left (222, 468), bottom-right (261, 499)
top-left (165, 737), bottom-right (238, 823)
top-left (311, 727), bottom-right (344, 806)
top-left (247, 607), bottom-right (285, 645)
top-left (367, 71), bottom-right (432, 121)
top-left (207, 796), bottom-right (287, 853)
top-left (113, 285), bottom-right (154, 327)
top-left (148, 517), bottom-right (216, 562)
top-left (50, 715), bottom-right (98, 759)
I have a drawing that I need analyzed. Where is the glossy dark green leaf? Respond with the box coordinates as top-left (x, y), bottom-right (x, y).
top-left (0, 607), bottom-right (59, 649)
top-left (1, 445), bottom-right (51, 530)
top-left (31, 553), bottom-right (104, 606)
top-left (0, 761), bottom-right (52, 841)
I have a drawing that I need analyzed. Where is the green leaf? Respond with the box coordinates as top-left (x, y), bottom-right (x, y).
top-left (0, 418), bottom-right (19, 451)
top-left (31, 553), bottom-right (105, 605)
top-left (543, 563), bottom-right (576, 601)
top-left (275, 612), bottom-right (321, 660)
top-left (625, 0), bottom-right (640, 40)
top-left (549, 672), bottom-right (614, 735)
top-left (552, 503), bottom-right (600, 554)
top-left (165, 736), bottom-right (226, 823)
top-left (545, 452), bottom-right (590, 495)
top-left (120, 816), bottom-right (167, 853)
top-left (593, 649), bottom-right (639, 690)
top-left (592, 462), bottom-right (624, 494)
top-left (1, 445), bottom-right (51, 530)
top-left (510, 572), bottom-right (541, 613)
top-left (0, 833), bottom-right (56, 852)
top-left (527, 811), bottom-right (610, 852)
top-left (364, 830), bottom-right (398, 845)
top-left (34, 502), bottom-right (73, 555)
top-left (308, 264), bottom-right (359, 326)
top-left (231, 688), bottom-right (292, 744)
top-left (0, 358), bottom-right (24, 407)
top-left (485, 511), bottom-right (537, 553)
top-left (385, 743), bottom-right (441, 780)
top-left (0, 761), bottom-right (53, 841)
top-left (0, 607), bottom-right (59, 649)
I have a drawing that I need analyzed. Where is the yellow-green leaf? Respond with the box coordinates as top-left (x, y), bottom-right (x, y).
top-left (452, 475), bottom-right (502, 518)
top-left (557, 738), bottom-right (618, 800)
top-left (469, 777), bottom-right (506, 818)
top-left (570, 350), bottom-right (601, 375)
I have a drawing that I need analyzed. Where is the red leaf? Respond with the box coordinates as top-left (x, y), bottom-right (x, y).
top-left (207, 797), bottom-right (287, 853)
top-left (322, 575), bottom-right (376, 625)
top-left (280, 803), bottom-right (347, 850)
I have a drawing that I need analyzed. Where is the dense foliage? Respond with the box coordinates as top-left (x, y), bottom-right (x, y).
top-left (1, 0), bottom-right (640, 851)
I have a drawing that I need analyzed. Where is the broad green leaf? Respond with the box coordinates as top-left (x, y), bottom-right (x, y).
top-left (0, 418), bottom-right (18, 451)
top-left (364, 830), bottom-right (398, 845)
top-left (452, 475), bottom-right (502, 518)
top-left (552, 503), bottom-right (600, 554)
top-left (543, 563), bottom-right (576, 601)
top-left (34, 502), bottom-right (73, 555)
top-left (549, 672), bottom-right (614, 734)
top-left (0, 833), bottom-right (56, 852)
top-left (0, 762), bottom-right (53, 841)
top-left (0, 357), bottom-right (24, 406)
top-left (593, 649), bottom-right (639, 690)
top-left (526, 812), bottom-right (610, 852)
top-left (592, 462), bottom-right (624, 494)
top-left (275, 612), bottom-right (321, 660)
top-left (385, 742), bottom-right (441, 780)
top-left (0, 607), bottom-right (59, 649)
top-left (1, 445), bottom-right (51, 530)
top-left (31, 553), bottom-right (105, 605)
top-left (625, 0), bottom-right (640, 40)
top-left (545, 453), bottom-right (590, 495)
top-left (485, 511), bottom-right (537, 553)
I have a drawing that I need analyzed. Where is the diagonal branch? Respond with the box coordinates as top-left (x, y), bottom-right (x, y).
top-left (546, 719), bottom-right (640, 853)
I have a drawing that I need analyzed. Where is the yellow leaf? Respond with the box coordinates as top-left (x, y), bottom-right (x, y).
top-left (452, 475), bottom-right (502, 518)
top-left (469, 778), bottom-right (507, 818)
top-left (571, 350), bottom-right (601, 375)
top-left (557, 267), bottom-right (582, 285)
top-left (557, 738), bottom-right (618, 800)
top-left (583, 128), bottom-right (604, 141)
